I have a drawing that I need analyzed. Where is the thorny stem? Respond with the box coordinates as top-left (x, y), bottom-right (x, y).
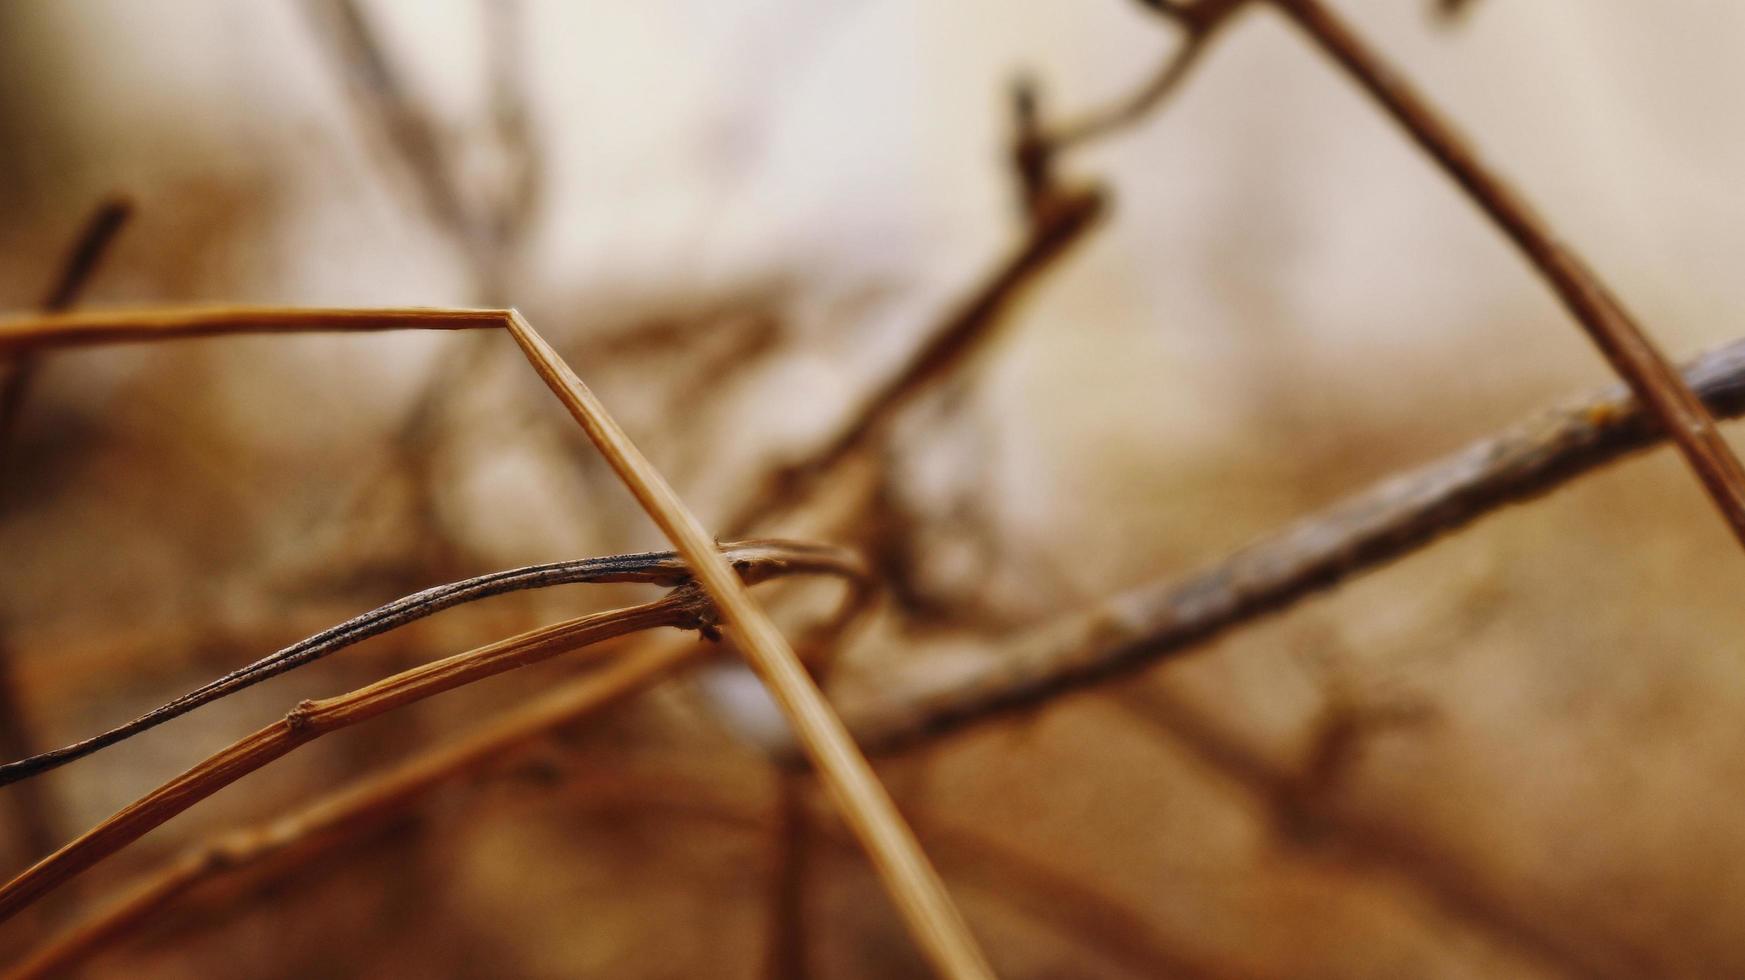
top-left (1268, 0), bottom-right (1745, 547)
top-left (0, 540), bottom-right (862, 787)
top-left (844, 337), bottom-right (1745, 752)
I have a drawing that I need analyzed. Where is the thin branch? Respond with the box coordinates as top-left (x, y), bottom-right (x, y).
top-left (1269, 0), bottom-right (1745, 547)
top-left (0, 305), bottom-right (502, 356)
top-left (0, 590), bottom-right (714, 924)
top-left (300, 0), bottom-right (474, 246)
top-left (727, 185), bottom-right (1106, 537)
top-left (1114, 685), bottom-right (1618, 976)
top-left (12, 578), bottom-right (878, 978)
top-left (0, 540), bottom-right (863, 787)
top-left (1045, 0), bottom-right (1245, 151)
top-left (3, 637), bottom-right (700, 980)
top-left (0, 198), bottom-right (134, 863)
top-left (503, 312), bottom-right (996, 980)
top-left (846, 337), bottom-right (1745, 752)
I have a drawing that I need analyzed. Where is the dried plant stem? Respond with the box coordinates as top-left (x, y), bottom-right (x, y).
top-left (0, 591), bottom-right (714, 924)
top-left (3, 637), bottom-right (699, 980)
top-left (1046, 0), bottom-right (1243, 150)
top-left (847, 337), bottom-right (1745, 752)
top-left (0, 539), bottom-right (859, 787)
top-left (503, 312), bottom-right (995, 980)
top-left (1268, 0), bottom-right (1745, 546)
top-left (0, 306), bottom-right (502, 356)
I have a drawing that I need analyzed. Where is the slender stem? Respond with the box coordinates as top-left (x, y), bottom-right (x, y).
top-left (1271, 0), bottom-right (1745, 547)
top-left (0, 593), bottom-right (709, 924)
top-left (0, 306), bottom-right (503, 356)
top-left (0, 539), bottom-right (862, 787)
top-left (845, 337), bottom-right (1745, 752)
top-left (503, 312), bottom-right (995, 980)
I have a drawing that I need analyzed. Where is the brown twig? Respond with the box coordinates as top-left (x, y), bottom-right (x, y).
top-left (846, 337), bottom-right (1745, 752)
top-left (1267, 0), bottom-right (1745, 547)
top-left (1045, 0), bottom-right (1246, 152)
top-left (0, 588), bottom-right (722, 924)
top-left (2, 637), bottom-right (701, 980)
top-left (503, 312), bottom-right (995, 979)
top-left (0, 540), bottom-right (861, 787)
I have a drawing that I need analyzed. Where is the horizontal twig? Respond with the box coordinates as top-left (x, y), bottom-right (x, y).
top-left (0, 539), bottom-right (862, 787)
top-left (846, 337), bottom-right (1745, 752)
top-left (0, 306), bottom-right (502, 356)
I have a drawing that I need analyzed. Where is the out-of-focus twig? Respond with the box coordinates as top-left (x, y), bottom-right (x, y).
top-left (729, 188), bottom-right (1104, 539)
top-left (504, 312), bottom-right (996, 980)
top-left (0, 198), bottom-right (133, 863)
top-left (0, 540), bottom-right (862, 787)
top-left (847, 337), bottom-right (1745, 752)
top-left (1116, 684), bottom-right (1630, 976)
top-left (1045, 0), bottom-right (1246, 152)
top-left (1266, 0), bottom-right (1745, 548)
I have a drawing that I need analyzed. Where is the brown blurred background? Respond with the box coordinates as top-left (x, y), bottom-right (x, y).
top-left (4, 1), bottom-right (1745, 976)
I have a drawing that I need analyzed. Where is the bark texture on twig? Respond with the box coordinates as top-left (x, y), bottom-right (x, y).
top-left (847, 338), bottom-right (1745, 752)
top-left (0, 592), bottom-right (715, 924)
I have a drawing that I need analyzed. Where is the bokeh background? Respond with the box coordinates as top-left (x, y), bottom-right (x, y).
top-left (4, 1), bottom-right (1745, 976)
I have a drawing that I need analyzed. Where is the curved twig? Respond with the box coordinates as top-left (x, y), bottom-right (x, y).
top-left (0, 539), bottom-right (860, 787)
top-left (0, 590), bottom-right (719, 924)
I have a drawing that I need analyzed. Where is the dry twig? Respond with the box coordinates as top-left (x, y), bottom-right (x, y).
top-left (2, 637), bottom-right (700, 980)
top-left (1262, 0), bottom-right (1745, 544)
top-left (0, 540), bottom-right (856, 786)
top-left (846, 337), bottom-right (1745, 751)
top-left (504, 313), bottom-right (996, 979)
top-left (0, 590), bottom-right (711, 923)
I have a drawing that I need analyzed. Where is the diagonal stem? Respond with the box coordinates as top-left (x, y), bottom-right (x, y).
top-left (1270, 0), bottom-right (1745, 547)
top-left (502, 312), bottom-right (996, 980)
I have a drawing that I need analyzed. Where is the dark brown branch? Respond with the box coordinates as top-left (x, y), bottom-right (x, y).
top-left (0, 540), bottom-right (861, 787)
top-left (1270, 0), bottom-right (1745, 547)
top-left (847, 337), bottom-right (1745, 752)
